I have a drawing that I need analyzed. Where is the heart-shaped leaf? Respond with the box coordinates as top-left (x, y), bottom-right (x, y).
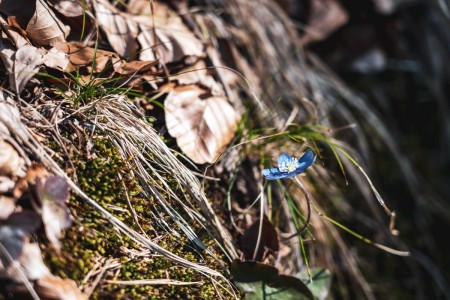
top-left (230, 260), bottom-right (278, 283)
top-left (298, 268), bottom-right (332, 300)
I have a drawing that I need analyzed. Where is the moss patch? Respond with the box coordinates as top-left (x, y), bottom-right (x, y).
top-left (42, 126), bottom-right (234, 299)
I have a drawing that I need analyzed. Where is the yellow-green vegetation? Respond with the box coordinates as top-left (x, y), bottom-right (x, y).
top-left (42, 128), bottom-right (232, 299)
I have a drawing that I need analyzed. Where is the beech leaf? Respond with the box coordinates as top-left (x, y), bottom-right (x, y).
top-left (0, 44), bottom-right (45, 94)
top-left (135, 12), bottom-right (204, 64)
top-left (26, 0), bottom-right (70, 46)
top-left (94, 0), bottom-right (139, 58)
top-left (165, 86), bottom-right (239, 164)
top-left (48, 0), bottom-right (85, 17)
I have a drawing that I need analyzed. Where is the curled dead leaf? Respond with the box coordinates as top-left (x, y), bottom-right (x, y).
top-left (165, 85), bottom-right (239, 164)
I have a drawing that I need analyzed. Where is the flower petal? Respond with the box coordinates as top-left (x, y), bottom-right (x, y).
top-left (294, 150), bottom-right (316, 175)
top-left (262, 168), bottom-right (288, 180)
top-left (277, 153), bottom-right (293, 168)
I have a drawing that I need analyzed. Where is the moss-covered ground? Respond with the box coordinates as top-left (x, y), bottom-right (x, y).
top-left (41, 126), bottom-right (234, 299)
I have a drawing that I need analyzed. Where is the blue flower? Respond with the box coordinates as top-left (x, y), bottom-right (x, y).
top-left (262, 150), bottom-right (316, 180)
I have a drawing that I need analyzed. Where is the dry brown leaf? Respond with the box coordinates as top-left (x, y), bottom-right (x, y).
top-left (169, 60), bottom-right (223, 94)
top-left (94, 0), bottom-right (139, 58)
top-left (56, 41), bottom-right (122, 73)
top-left (0, 22), bottom-right (29, 48)
top-left (115, 60), bottom-right (158, 75)
top-left (48, 0), bottom-right (85, 17)
top-left (0, 43), bottom-right (45, 94)
top-left (56, 41), bottom-right (157, 77)
top-left (36, 275), bottom-right (88, 300)
top-left (43, 47), bottom-right (69, 71)
top-left (300, 0), bottom-right (348, 45)
top-left (165, 85), bottom-right (239, 164)
top-left (26, 0), bottom-right (70, 46)
top-left (0, 139), bottom-right (25, 177)
top-left (0, 90), bottom-right (29, 141)
top-left (136, 13), bottom-right (204, 64)
top-left (127, 0), bottom-right (154, 15)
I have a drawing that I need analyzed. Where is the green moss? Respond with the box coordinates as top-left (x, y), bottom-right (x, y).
top-left (41, 128), bottom-right (234, 299)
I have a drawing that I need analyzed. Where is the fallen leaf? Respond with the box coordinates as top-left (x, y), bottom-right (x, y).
top-left (300, 0), bottom-right (348, 45)
top-left (56, 41), bottom-right (122, 73)
top-left (240, 216), bottom-right (279, 261)
top-left (0, 139), bottom-right (25, 177)
top-left (42, 47), bottom-right (69, 71)
top-left (36, 274), bottom-right (88, 300)
top-left (0, 43), bottom-right (45, 94)
top-left (26, 0), bottom-right (70, 46)
top-left (114, 59), bottom-right (158, 75)
top-left (48, 0), bottom-right (85, 17)
top-left (164, 85), bottom-right (239, 164)
top-left (136, 13), bottom-right (204, 64)
top-left (0, 21), bottom-right (29, 48)
top-left (0, 90), bottom-right (29, 141)
top-left (94, 0), bottom-right (139, 58)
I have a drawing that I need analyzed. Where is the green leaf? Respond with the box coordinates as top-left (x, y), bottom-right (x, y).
top-left (236, 279), bottom-right (313, 300)
top-left (298, 268), bottom-right (332, 300)
top-left (230, 260), bottom-right (278, 283)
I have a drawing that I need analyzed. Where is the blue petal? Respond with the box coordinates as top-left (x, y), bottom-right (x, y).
top-left (294, 150), bottom-right (316, 175)
top-left (277, 153), bottom-right (293, 168)
top-left (262, 168), bottom-right (288, 180)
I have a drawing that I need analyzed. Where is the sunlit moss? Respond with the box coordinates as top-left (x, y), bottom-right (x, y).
top-left (42, 128), bottom-right (233, 299)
